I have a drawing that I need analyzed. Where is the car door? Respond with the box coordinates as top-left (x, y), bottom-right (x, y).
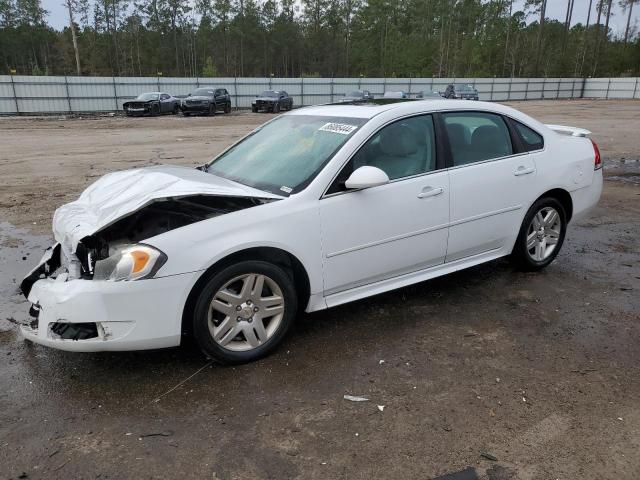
top-left (319, 114), bottom-right (450, 298)
top-left (442, 110), bottom-right (539, 262)
top-left (160, 93), bottom-right (171, 112)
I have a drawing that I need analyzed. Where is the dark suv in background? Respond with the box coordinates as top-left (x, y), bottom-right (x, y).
top-left (181, 88), bottom-right (232, 116)
top-left (252, 91), bottom-right (293, 113)
top-left (444, 84), bottom-right (479, 100)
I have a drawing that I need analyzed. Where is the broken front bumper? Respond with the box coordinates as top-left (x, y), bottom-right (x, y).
top-left (22, 268), bottom-right (201, 352)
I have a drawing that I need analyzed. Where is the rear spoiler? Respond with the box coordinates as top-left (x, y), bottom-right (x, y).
top-left (545, 124), bottom-right (591, 137)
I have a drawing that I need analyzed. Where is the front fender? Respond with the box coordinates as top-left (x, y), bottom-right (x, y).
top-left (144, 200), bottom-right (324, 296)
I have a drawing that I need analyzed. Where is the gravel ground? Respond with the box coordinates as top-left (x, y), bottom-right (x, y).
top-left (0, 100), bottom-right (639, 480)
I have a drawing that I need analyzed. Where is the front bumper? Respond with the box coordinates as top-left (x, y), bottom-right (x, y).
top-left (22, 270), bottom-right (201, 352)
top-left (252, 101), bottom-right (276, 111)
top-left (181, 103), bottom-right (210, 112)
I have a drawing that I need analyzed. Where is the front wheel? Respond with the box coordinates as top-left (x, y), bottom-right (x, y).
top-left (192, 261), bottom-right (298, 364)
top-left (511, 197), bottom-right (567, 271)
top-left (224, 102), bottom-right (231, 114)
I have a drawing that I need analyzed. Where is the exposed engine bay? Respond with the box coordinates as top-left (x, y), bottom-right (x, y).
top-left (21, 195), bottom-right (272, 297)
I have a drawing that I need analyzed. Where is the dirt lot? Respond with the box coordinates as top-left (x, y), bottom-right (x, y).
top-left (0, 100), bottom-right (639, 479)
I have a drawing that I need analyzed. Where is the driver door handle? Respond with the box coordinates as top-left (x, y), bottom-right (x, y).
top-left (514, 166), bottom-right (535, 176)
top-left (417, 187), bottom-right (444, 199)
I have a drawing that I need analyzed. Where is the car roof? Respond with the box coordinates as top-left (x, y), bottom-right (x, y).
top-left (286, 99), bottom-right (539, 123)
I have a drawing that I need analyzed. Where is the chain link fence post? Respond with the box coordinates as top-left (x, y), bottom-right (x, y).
top-left (64, 75), bottom-right (72, 113)
top-left (633, 77), bottom-right (639, 99)
top-left (330, 77), bottom-right (334, 103)
top-left (10, 74), bottom-right (20, 114)
top-left (112, 77), bottom-right (118, 112)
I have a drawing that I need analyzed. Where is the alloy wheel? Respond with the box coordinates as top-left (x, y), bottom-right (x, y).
top-left (208, 273), bottom-right (285, 352)
top-left (526, 206), bottom-right (562, 261)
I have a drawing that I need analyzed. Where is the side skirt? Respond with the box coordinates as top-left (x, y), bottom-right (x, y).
top-left (319, 247), bottom-right (507, 310)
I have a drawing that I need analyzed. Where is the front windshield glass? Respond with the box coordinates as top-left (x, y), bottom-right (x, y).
top-left (455, 84), bottom-right (474, 91)
top-left (347, 91), bottom-right (363, 97)
top-left (136, 93), bottom-right (159, 101)
top-left (192, 88), bottom-right (214, 96)
top-left (207, 115), bottom-right (367, 196)
top-left (260, 91), bottom-right (278, 97)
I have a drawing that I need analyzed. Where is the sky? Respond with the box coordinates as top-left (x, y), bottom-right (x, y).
top-left (42, 0), bottom-right (639, 36)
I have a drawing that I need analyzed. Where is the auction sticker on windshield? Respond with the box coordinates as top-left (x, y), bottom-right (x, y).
top-left (319, 123), bottom-right (359, 135)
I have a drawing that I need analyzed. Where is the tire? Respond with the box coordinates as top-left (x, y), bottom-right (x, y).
top-left (151, 104), bottom-right (160, 116)
top-left (208, 102), bottom-right (216, 116)
top-left (192, 261), bottom-right (298, 364)
top-left (511, 197), bottom-right (567, 271)
top-left (173, 105), bottom-right (180, 114)
top-left (183, 111), bottom-right (191, 117)
top-left (252, 106), bottom-right (258, 113)
top-left (224, 102), bottom-right (231, 114)
top-left (274, 103), bottom-right (280, 113)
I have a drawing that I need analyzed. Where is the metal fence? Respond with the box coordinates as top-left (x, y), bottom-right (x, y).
top-left (0, 75), bottom-right (638, 114)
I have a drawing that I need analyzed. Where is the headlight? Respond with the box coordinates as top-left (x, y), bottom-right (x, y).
top-left (93, 244), bottom-right (167, 281)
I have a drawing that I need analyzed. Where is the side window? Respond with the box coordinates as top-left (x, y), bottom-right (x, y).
top-left (513, 120), bottom-right (544, 151)
top-left (160, 94), bottom-right (169, 100)
top-left (443, 111), bottom-right (513, 166)
top-left (327, 114), bottom-right (437, 194)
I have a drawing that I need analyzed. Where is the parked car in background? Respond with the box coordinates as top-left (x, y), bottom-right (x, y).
top-left (444, 84), bottom-right (479, 100)
top-left (21, 100), bottom-right (602, 364)
top-left (181, 88), bottom-right (231, 116)
top-left (382, 91), bottom-right (409, 99)
top-left (252, 91), bottom-right (293, 113)
top-left (123, 92), bottom-right (180, 116)
top-left (416, 90), bottom-right (443, 99)
top-left (340, 90), bottom-right (374, 103)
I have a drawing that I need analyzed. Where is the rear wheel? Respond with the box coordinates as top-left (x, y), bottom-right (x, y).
top-left (192, 261), bottom-right (297, 364)
top-left (173, 104), bottom-right (180, 114)
top-left (512, 197), bottom-right (567, 271)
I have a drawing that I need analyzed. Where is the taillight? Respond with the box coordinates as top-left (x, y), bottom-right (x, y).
top-left (591, 139), bottom-right (602, 170)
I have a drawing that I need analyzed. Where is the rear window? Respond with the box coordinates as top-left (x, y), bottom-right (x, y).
top-left (513, 121), bottom-right (544, 151)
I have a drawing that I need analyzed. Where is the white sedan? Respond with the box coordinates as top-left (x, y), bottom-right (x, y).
top-left (21, 100), bottom-right (603, 363)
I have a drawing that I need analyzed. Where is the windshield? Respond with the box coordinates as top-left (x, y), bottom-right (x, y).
top-left (260, 91), bottom-right (278, 97)
top-left (207, 115), bottom-right (367, 196)
top-left (346, 91), bottom-right (363, 98)
top-left (455, 84), bottom-right (475, 91)
top-left (136, 93), bottom-right (159, 101)
top-left (192, 88), bottom-right (214, 96)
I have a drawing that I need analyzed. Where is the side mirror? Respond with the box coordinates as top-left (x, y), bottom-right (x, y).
top-left (345, 166), bottom-right (390, 190)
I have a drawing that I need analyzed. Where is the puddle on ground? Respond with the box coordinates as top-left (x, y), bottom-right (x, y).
top-left (604, 158), bottom-right (640, 185)
top-left (0, 221), bottom-right (52, 332)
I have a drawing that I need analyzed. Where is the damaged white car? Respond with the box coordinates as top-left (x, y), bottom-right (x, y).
top-left (21, 100), bottom-right (603, 363)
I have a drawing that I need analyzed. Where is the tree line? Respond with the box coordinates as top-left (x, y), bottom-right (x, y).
top-left (0, 0), bottom-right (638, 78)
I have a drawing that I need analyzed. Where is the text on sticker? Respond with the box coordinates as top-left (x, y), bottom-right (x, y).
top-left (319, 123), bottom-right (358, 135)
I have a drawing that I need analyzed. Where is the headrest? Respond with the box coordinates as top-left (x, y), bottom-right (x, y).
top-left (471, 125), bottom-right (505, 153)
top-left (379, 124), bottom-right (418, 156)
top-left (446, 123), bottom-right (467, 146)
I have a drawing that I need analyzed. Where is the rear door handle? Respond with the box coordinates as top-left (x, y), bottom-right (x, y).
top-left (514, 166), bottom-right (535, 176)
top-left (417, 187), bottom-right (444, 199)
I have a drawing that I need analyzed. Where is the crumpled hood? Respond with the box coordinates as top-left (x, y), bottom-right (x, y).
top-left (53, 165), bottom-right (281, 252)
